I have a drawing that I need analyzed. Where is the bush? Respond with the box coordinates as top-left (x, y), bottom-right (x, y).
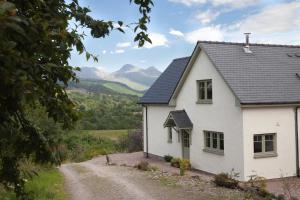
top-left (170, 158), bottom-right (181, 168)
top-left (179, 159), bottom-right (190, 176)
top-left (164, 155), bottom-right (173, 162)
top-left (119, 129), bottom-right (143, 153)
top-left (214, 173), bottom-right (239, 189)
top-left (135, 161), bottom-right (149, 171)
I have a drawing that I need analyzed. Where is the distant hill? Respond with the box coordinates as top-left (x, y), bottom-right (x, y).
top-left (68, 79), bottom-right (145, 97)
top-left (76, 65), bottom-right (161, 91)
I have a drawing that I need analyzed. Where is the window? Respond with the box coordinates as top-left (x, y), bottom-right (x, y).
top-left (168, 127), bottom-right (172, 143)
top-left (197, 80), bottom-right (212, 103)
top-left (204, 131), bottom-right (224, 155)
top-left (253, 133), bottom-right (277, 158)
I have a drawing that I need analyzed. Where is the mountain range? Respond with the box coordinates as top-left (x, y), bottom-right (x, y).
top-left (76, 64), bottom-right (161, 91)
top-left (71, 64), bottom-right (161, 96)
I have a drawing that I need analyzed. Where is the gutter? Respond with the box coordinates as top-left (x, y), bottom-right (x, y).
top-left (295, 107), bottom-right (300, 177)
top-left (145, 106), bottom-right (149, 158)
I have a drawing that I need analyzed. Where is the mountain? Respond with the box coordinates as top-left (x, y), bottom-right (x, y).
top-left (76, 65), bottom-right (161, 92)
top-left (76, 67), bottom-right (108, 80)
top-left (110, 64), bottom-right (161, 89)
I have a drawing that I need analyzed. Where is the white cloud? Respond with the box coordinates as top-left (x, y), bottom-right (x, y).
top-left (185, 26), bottom-right (224, 43)
top-left (102, 50), bottom-right (107, 54)
top-left (196, 10), bottom-right (220, 24)
top-left (169, 28), bottom-right (184, 37)
top-left (169, 0), bottom-right (258, 8)
top-left (116, 42), bottom-right (131, 48)
top-left (143, 33), bottom-right (169, 49)
top-left (115, 49), bottom-right (125, 54)
top-left (168, 0), bottom-right (206, 6)
top-left (239, 2), bottom-right (300, 33)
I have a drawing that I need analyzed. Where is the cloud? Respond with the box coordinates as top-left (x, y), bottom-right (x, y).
top-left (196, 10), bottom-right (220, 25)
top-left (169, 28), bottom-right (184, 37)
top-left (168, 0), bottom-right (206, 6)
top-left (185, 26), bottom-right (224, 43)
top-left (102, 50), bottom-right (107, 54)
top-left (110, 49), bottom-right (125, 54)
top-left (143, 33), bottom-right (169, 49)
top-left (169, 0), bottom-right (258, 8)
top-left (239, 2), bottom-right (300, 33)
top-left (116, 42), bottom-right (131, 48)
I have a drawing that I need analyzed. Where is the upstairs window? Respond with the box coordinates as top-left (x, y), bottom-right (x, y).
top-left (253, 133), bottom-right (277, 158)
top-left (203, 131), bottom-right (224, 155)
top-left (197, 80), bottom-right (212, 104)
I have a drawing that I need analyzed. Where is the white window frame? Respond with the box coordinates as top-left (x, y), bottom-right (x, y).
top-left (253, 133), bottom-right (277, 158)
top-left (196, 79), bottom-right (212, 104)
top-left (203, 130), bottom-right (224, 155)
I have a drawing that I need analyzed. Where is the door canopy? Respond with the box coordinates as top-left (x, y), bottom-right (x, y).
top-left (164, 110), bottom-right (193, 130)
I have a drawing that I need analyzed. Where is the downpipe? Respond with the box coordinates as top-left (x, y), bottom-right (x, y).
top-left (295, 107), bottom-right (299, 177)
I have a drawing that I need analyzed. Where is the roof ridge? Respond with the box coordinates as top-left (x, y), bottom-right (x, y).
top-left (198, 40), bottom-right (300, 48)
top-left (173, 56), bottom-right (190, 61)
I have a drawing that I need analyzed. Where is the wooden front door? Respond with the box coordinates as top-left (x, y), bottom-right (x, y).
top-left (182, 130), bottom-right (190, 159)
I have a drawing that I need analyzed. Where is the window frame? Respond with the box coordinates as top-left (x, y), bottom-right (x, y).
top-left (167, 127), bottom-right (172, 143)
top-left (196, 79), bottom-right (213, 104)
top-left (203, 130), bottom-right (224, 155)
top-left (253, 133), bottom-right (277, 158)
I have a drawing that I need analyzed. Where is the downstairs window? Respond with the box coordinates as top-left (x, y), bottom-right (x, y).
top-left (203, 131), bottom-right (224, 155)
top-left (253, 133), bottom-right (277, 158)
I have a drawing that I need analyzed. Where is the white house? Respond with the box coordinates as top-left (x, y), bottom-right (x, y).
top-left (138, 37), bottom-right (300, 181)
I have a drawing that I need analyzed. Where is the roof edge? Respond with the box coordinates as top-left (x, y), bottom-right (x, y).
top-left (198, 40), bottom-right (300, 48)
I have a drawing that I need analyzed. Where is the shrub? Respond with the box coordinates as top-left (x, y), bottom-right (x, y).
top-left (179, 159), bottom-right (190, 176)
top-left (214, 173), bottom-right (239, 189)
top-left (170, 158), bottom-right (181, 168)
top-left (164, 155), bottom-right (173, 162)
top-left (119, 129), bottom-right (143, 153)
top-left (136, 161), bottom-right (149, 171)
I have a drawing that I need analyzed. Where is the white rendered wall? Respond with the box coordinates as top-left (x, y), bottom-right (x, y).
top-left (174, 50), bottom-right (244, 179)
top-left (143, 106), bottom-right (182, 158)
top-left (242, 107), bottom-right (297, 180)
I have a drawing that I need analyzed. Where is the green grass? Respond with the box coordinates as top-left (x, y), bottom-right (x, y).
top-left (80, 129), bottom-right (129, 140)
top-left (102, 82), bottom-right (143, 96)
top-left (61, 129), bottom-right (129, 162)
top-left (0, 168), bottom-right (66, 200)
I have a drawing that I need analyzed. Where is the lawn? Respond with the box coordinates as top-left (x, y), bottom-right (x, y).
top-left (79, 129), bottom-right (129, 141)
top-left (0, 168), bottom-right (66, 200)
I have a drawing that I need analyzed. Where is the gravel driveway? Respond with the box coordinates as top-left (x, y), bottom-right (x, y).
top-left (60, 153), bottom-right (248, 200)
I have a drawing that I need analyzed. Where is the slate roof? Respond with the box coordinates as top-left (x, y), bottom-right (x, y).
top-left (138, 57), bottom-right (190, 104)
top-left (164, 110), bottom-right (193, 129)
top-left (139, 41), bottom-right (300, 105)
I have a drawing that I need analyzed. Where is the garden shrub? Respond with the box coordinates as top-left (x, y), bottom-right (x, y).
top-left (164, 155), bottom-right (173, 162)
top-left (119, 129), bottom-right (143, 153)
top-left (214, 173), bottom-right (239, 189)
top-left (170, 158), bottom-right (181, 168)
top-left (179, 159), bottom-right (190, 176)
top-left (136, 161), bottom-right (149, 171)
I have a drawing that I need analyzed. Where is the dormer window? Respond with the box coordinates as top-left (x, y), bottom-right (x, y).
top-left (197, 79), bottom-right (212, 104)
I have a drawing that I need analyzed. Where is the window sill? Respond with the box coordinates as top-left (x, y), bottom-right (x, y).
top-left (196, 100), bottom-right (212, 104)
top-left (203, 148), bottom-right (224, 156)
top-left (254, 152), bottom-right (278, 159)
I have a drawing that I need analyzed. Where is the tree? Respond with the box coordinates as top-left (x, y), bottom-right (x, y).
top-left (0, 0), bottom-right (153, 198)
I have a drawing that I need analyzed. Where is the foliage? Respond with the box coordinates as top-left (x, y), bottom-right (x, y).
top-left (0, 0), bottom-right (153, 198)
top-left (135, 161), bottom-right (149, 171)
top-left (60, 130), bottom-right (123, 162)
top-left (214, 172), bottom-right (239, 189)
top-left (164, 155), bottom-right (173, 162)
top-left (179, 159), bottom-right (190, 176)
top-left (69, 92), bottom-right (142, 130)
top-left (0, 167), bottom-right (66, 200)
top-left (119, 129), bottom-right (143, 153)
top-left (170, 158), bottom-right (181, 168)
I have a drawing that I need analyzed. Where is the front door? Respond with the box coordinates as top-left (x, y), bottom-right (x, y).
top-left (182, 130), bottom-right (190, 159)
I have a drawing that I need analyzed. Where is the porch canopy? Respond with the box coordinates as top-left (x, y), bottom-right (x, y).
top-left (163, 110), bottom-right (193, 130)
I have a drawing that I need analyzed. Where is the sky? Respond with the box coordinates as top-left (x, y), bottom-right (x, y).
top-left (69, 0), bottom-right (300, 72)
